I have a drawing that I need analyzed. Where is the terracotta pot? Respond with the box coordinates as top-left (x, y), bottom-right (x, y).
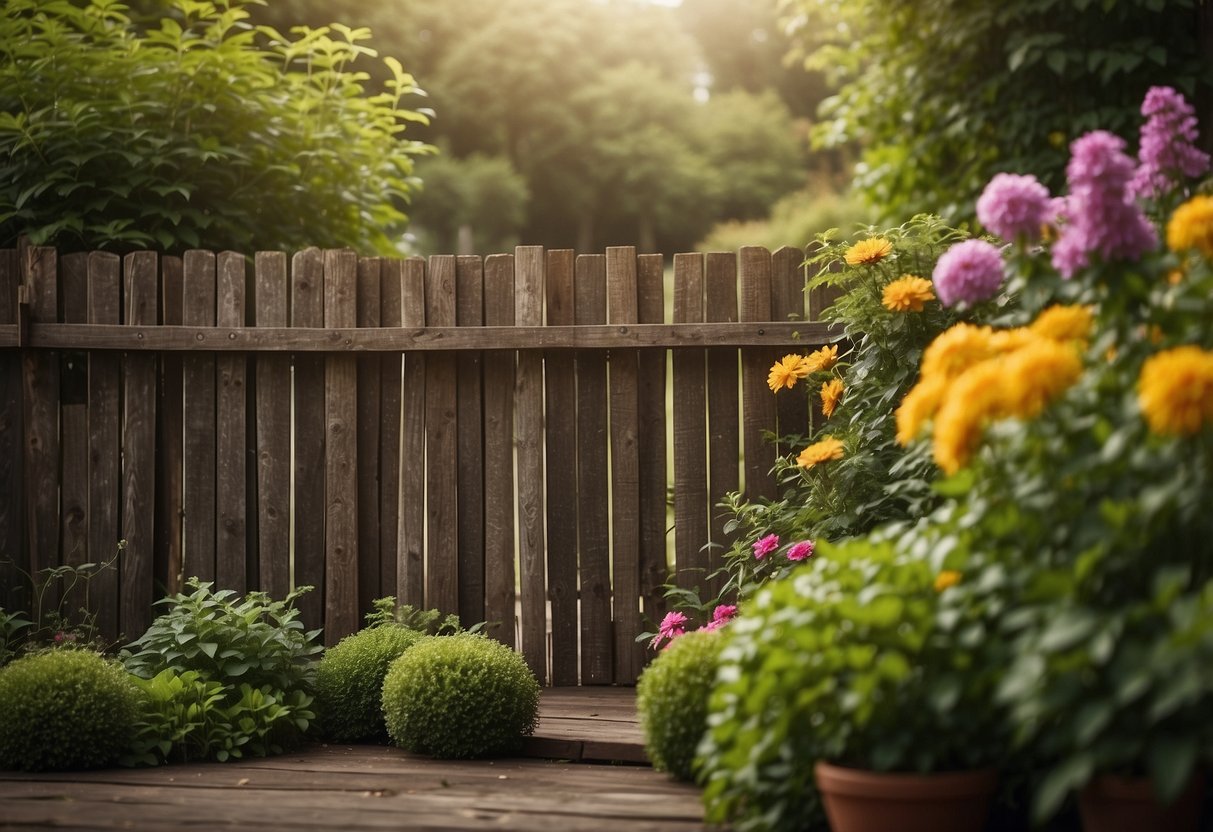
top-left (1078, 771), bottom-right (1205, 832)
top-left (814, 761), bottom-right (997, 832)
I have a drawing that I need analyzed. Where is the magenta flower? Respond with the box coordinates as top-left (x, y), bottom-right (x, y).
top-left (1130, 86), bottom-right (1210, 200)
top-left (752, 534), bottom-right (780, 559)
top-left (786, 540), bottom-right (816, 562)
top-left (932, 239), bottom-right (1006, 307)
top-left (650, 610), bottom-right (688, 649)
top-left (976, 173), bottom-right (1051, 242)
top-left (1051, 130), bottom-right (1157, 278)
top-left (701, 604), bottom-right (738, 632)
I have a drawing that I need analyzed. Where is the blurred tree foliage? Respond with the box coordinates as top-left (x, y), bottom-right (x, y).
top-left (0, 0), bottom-right (432, 254)
top-left (781, 0), bottom-right (1213, 224)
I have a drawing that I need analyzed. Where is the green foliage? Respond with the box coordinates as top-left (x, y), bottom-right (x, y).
top-left (0, 607), bottom-right (31, 667)
top-left (123, 668), bottom-right (315, 766)
top-left (411, 152), bottom-right (529, 254)
top-left (785, 0), bottom-right (1213, 223)
top-left (313, 624), bottom-right (423, 742)
top-left (362, 596), bottom-right (476, 636)
top-left (0, 0), bottom-right (431, 254)
top-left (0, 649), bottom-right (141, 771)
top-left (695, 184), bottom-right (873, 253)
top-left (122, 578), bottom-right (322, 693)
top-left (636, 629), bottom-right (725, 781)
top-left (381, 633), bottom-right (539, 759)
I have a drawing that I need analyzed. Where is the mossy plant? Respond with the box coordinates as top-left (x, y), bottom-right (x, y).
top-left (381, 633), bottom-right (539, 759)
top-left (0, 649), bottom-right (141, 771)
top-left (636, 629), bottom-right (725, 781)
top-left (314, 625), bottom-right (424, 742)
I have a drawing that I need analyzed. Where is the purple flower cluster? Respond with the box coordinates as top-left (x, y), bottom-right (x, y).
top-left (1051, 130), bottom-right (1156, 278)
top-left (932, 239), bottom-right (1006, 307)
top-left (1130, 86), bottom-right (1210, 200)
top-left (976, 173), bottom-right (1051, 242)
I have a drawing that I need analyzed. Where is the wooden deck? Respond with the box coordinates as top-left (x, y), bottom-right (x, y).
top-left (0, 688), bottom-right (708, 831)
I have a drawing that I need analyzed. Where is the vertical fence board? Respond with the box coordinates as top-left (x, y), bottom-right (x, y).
top-left (397, 258), bottom-right (426, 609)
top-left (544, 249), bottom-right (577, 685)
top-left (291, 248), bottom-right (326, 629)
top-left (182, 250), bottom-right (217, 583)
top-left (157, 256), bottom-right (184, 596)
top-left (425, 255), bottom-right (458, 615)
top-left (86, 252), bottom-right (121, 640)
top-left (772, 247), bottom-right (809, 455)
top-left (482, 254), bottom-right (516, 648)
top-left (122, 251), bottom-right (157, 639)
top-left (739, 247), bottom-right (777, 503)
top-left (637, 254), bottom-right (667, 636)
top-left (254, 252), bottom-right (290, 598)
top-left (455, 254), bottom-right (485, 628)
top-left (58, 254), bottom-right (88, 592)
top-left (672, 253), bottom-right (709, 593)
top-left (379, 260), bottom-right (403, 604)
top-left (216, 252), bottom-right (248, 592)
top-left (607, 246), bottom-right (642, 684)
top-left (356, 256), bottom-right (382, 615)
top-left (575, 254), bottom-right (611, 683)
top-left (515, 246), bottom-right (547, 683)
top-left (705, 252), bottom-right (739, 598)
top-left (324, 249), bottom-right (359, 643)
top-left (22, 246), bottom-right (60, 607)
top-left (0, 249), bottom-right (22, 612)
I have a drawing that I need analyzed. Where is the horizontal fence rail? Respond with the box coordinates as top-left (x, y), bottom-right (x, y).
top-left (0, 243), bottom-right (839, 685)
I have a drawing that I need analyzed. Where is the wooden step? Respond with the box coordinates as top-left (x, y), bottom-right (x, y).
top-left (522, 686), bottom-right (647, 764)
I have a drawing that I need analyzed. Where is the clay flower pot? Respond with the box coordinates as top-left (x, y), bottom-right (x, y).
top-left (1077, 771), bottom-right (1205, 832)
top-left (814, 761), bottom-right (997, 832)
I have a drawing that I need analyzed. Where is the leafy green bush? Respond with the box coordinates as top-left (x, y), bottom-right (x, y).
top-left (0, 0), bottom-right (431, 254)
top-left (636, 629), bottom-right (724, 781)
top-left (381, 633), bottom-right (539, 759)
top-left (314, 624), bottom-right (423, 742)
top-left (0, 649), bottom-right (141, 771)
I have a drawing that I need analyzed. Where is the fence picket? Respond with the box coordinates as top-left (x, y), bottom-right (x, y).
top-left (397, 258), bottom-right (426, 609)
top-left (772, 246), bottom-right (809, 456)
top-left (182, 250), bottom-right (217, 584)
top-left (356, 256), bottom-right (383, 615)
top-left (59, 253), bottom-right (89, 603)
top-left (425, 255), bottom-right (458, 616)
top-left (637, 254), bottom-right (668, 634)
top-left (157, 256), bottom-right (184, 597)
top-left (379, 260), bottom-right (403, 605)
top-left (87, 252), bottom-right (121, 640)
top-left (672, 254), bottom-right (708, 593)
top-left (705, 252), bottom-right (740, 598)
top-left (254, 251), bottom-right (290, 598)
top-left (0, 249), bottom-right (21, 612)
top-left (482, 254), bottom-right (516, 648)
top-left (216, 252), bottom-right (248, 593)
top-left (739, 247), bottom-right (777, 503)
top-left (291, 248), bottom-right (326, 630)
top-left (456, 255), bottom-right (485, 628)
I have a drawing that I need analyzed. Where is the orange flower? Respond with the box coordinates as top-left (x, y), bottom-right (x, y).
top-left (796, 436), bottom-right (845, 469)
top-left (768, 353), bottom-right (811, 392)
top-left (844, 237), bottom-right (893, 266)
top-left (934, 570), bottom-right (962, 592)
top-left (1029, 305), bottom-right (1094, 344)
top-left (820, 378), bottom-right (844, 418)
top-left (1138, 345), bottom-right (1213, 436)
top-left (881, 275), bottom-right (935, 312)
top-left (803, 344), bottom-right (840, 374)
top-left (895, 375), bottom-right (946, 445)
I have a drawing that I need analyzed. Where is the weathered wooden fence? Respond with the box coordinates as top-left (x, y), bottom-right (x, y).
top-left (0, 243), bottom-right (837, 684)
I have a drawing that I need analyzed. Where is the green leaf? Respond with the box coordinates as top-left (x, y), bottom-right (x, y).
top-left (1146, 735), bottom-right (1197, 804)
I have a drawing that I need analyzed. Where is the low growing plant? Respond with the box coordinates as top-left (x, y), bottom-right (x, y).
top-left (636, 629), bottom-right (725, 781)
top-left (313, 621), bottom-right (424, 743)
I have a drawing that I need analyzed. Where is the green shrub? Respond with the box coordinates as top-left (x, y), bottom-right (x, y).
top-left (0, 649), bottom-right (141, 771)
top-left (381, 634), bottom-right (539, 759)
top-left (314, 624), bottom-right (423, 742)
top-left (636, 629), bottom-right (725, 781)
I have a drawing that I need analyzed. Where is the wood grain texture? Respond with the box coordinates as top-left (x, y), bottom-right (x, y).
top-left (636, 254), bottom-right (667, 639)
top-left (378, 260), bottom-right (403, 604)
top-left (574, 254), bottom-right (610, 684)
top-left (291, 248), bottom-right (326, 630)
top-left (771, 246), bottom-right (810, 456)
top-left (482, 254), bottom-right (516, 649)
top-left (216, 251), bottom-right (248, 592)
top-left (254, 252), bottom-right (290, 598)
top-left (121, 251), bottom-right (158, 640)
top-left (58, 253), bottom-right (88, 597)
top-left (425, 255), bottom-right (458, 616)
top-left (739, 246), bottom-right (777, 503)
top-left (182, 250), bottom-right (217, 583)
top-left (543, 250), bottom-right (577, 685)
top-left (323, 249), bottom-right (359, 643)
top-left (514, 246), bottom-right (547, 683)
top-left (156, 255), bottom-right (184, 596)
top-left (356, 256), bottom-right (383, 616)
top-left (672, 253), bottom-right (709, 592)
top-left (455, 255), bottom-right (485, 628)
top-left (0, 249), bottom-right (23, 612)
top-left (704, 251), bottom-right (739, 599)
top-left (87, 251), bottom-right (121, 640)
top-left (397, 258), bottom-right (426, 609)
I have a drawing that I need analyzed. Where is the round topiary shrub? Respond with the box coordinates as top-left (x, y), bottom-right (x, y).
top-left (314, 624), bottom-right (424, 742)
top-left (0, 649), bottom-right (142, 771)
top-left (381, 633), bottom-right (539, 759)
top-left (636, 629), bottom-right (725, 781)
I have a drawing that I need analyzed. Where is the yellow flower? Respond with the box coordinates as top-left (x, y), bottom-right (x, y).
top-left (921, 323), bottom-right (996, 382)
top-left (881, 275), bottom-right (935, 312)
top-left (1167, 195), bottom-right (1213, 259)
top-left (1029, 305), bottom-right (1094, 344)
top-left (989, 327), bottom-right (1037, 354)
top-left (1168, 268), bottom-right (1184, 286)
top-left (895, 375), bottom-right (947, 445)
top-left (844, 237), bottom-right (893, 266)
top-left (820, 378), bottom-right (844, 418)
top-left (932, 360), bottom-right (1007, 474)
top-left (797, 436), bottom-right (845, 469)
top-left (1138, 345), bottom-right (1213, 436)
top-left (768, 353), bottom-right (811, 392)
top-left (1002, 339), bottom-right (1083, 419)
top-left (934, 570), bottom-right (962, 592)
top-left (803, 344), bottom-right (840, 374)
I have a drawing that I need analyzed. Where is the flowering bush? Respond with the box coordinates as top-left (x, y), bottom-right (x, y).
top-left (636, 629), bottom-right (725, 781)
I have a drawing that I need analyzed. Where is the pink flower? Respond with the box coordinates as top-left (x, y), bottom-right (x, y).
top-left (1130, 86), bottom-right (1210, 199)
top-left (701, 604), bottom-right (738, 632)
top-left (932, 239), bottom-right (1005, 307)
top-left (650, 610), bottom-right (688, 649)
top-left (786, 540), bottom-right (816, 562)
top-left (977, 173), bottom-right (1051, 242)
top-left (753, 534), bottom-right (780, 559)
